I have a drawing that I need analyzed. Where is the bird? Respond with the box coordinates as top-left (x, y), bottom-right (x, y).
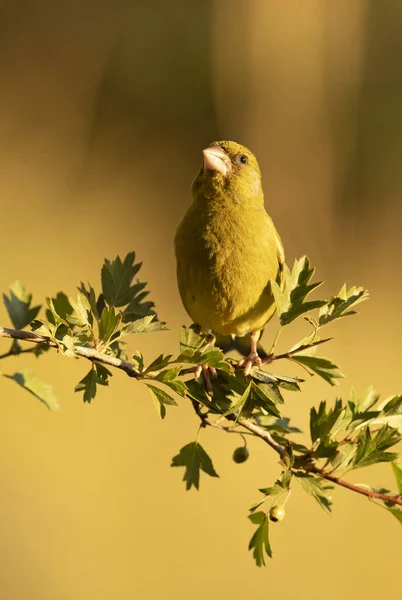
top-left (174, 141), bottom-right (284, 379)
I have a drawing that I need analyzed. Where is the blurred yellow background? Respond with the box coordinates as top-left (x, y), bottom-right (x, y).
top-left (0, 1), bottom-right (401, 598)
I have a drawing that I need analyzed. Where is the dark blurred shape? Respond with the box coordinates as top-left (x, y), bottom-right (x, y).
top-left (83, 0), bottom-right (219, 183)
top-left (332, 0), bottom-right (402, 228)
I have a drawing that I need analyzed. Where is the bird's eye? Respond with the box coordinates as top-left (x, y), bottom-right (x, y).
top-left (239, 154), bottom-right (248, 164)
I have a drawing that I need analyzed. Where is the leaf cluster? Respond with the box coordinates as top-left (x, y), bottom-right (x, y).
top-left (1, 253), bottom-right (165, 406)
top-left (1, 253), bottom-right (401, 568)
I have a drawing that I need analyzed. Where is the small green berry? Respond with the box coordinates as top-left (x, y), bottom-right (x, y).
top-left (232, 447), bottom-right (249, 463)
top-left (269, 505), bottom-right (286, 522)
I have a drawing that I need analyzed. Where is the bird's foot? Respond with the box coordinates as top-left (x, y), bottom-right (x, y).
top-left (195, 364), bottom-right (217, 396)
top-left (237, 352), bottom-right (262, 377)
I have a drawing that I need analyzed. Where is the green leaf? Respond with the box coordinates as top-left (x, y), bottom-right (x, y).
top-left (330, 444), bottom-right (357, 474)
top-left (249, 369), bottom-right (278, 384)
top-left (251, 383), bottom-right (282, 418)
top-left (98, 306), bottom-right (121, 344)
top-left (379, 395), bottom-right (402, 416)
top-left (251, 475), bottom-right (291, 513)
top-left (144, 354), bottom-right (173, 374)
top-left (131, 351), bottom-right (144, 373)
top-left (349, 386), bottom-right (379, 412)
top-left (30, 319), bottom-right (55, 338)
top-left (154, 368), bottom-right (187, 396)
top-left (79, 282), bottom-right (101, 322)
top-left (121, 284), bottom-right (157, 322)
top-left (45, 292), bottom-right (73, 325)
top-left (57, 334), bottom-right (76, 358)
top-left (251, 368), bottom-right (302, 390)
top-left (3, 281), bottom-right (41, 329)
top-left (249, 485), bottom-right (282, 513)
top-left (45, 298), bottom-right (70, 328)
top-left (282, 442), bottom-right (295, 469)
top-left (392, 462), bottom-right (402, 494)
top-left (318, 285), bottom-right (369, 326)
top-left (145, 384), bottom-right (177, 419)
top-left (222, 382), bottom-right (252, 421)
top-left (255, 417), bottom-right (302, 435)
top-left (288, 329), bottom-right (322, 357)
top-left (121, 315), bottom-right (166, 335)
top-left (67, 292), bottom-right (92, 327)
top-left (353, 425), bottom-right (401, 469)
top-left (154, 367), bottom-right (181, 382)
top-left (171, 441), bottom-right (219, 490)
top-left (176, 346), bottom-right (231, 372)
top-left (179, 325), bottom-right (205, 353)
top-left (387, 508), bottom-right (402, 525)
top-left (101, 252), bottom-right (142, 307)
top-left (295, 473), bottom-right (333, 513)
top-left (310, 399), bottom-right (343, 443)
top-left (277, 379), bottom-right (302, 392)
top-left (74, 363), bottom-right (112, 403)
top-left (271, 257), bottom-right (326, 326)
top-left (292, 355), bottom-right (344, 386)
top-left (248, 512), bottom-right (272, 566)
top-left (4, 369), bottom-right (59, 410)
top-left (281, 470), bottom-right (292, 488)
top-left (256, 381), bottom-right (284, 405)
top-left (185, 379), bottom-right (229, 413)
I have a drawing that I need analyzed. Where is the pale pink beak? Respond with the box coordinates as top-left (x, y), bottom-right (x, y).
top-left (203, 146), bottom-right (230, 177)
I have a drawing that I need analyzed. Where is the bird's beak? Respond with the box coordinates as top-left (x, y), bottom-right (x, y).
top-left (203, 146), bottom-right (230, 177)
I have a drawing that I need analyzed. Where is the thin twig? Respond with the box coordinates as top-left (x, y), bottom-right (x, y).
top-left (236, 416), bottom-right (286, 458)
top-left (312, 468), bottom-right (402, 507)
top-left (0, 346), bottom-right (37, 360)
top-left (263, 337), bottom-right (332, 365)
top-left (0, 327), bottom-right (140, 378)
top-left (2, 325), bottom-right (401, 508)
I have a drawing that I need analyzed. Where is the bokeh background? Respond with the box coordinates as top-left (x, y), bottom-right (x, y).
top-left (0, 1), bottom-right (401, 598)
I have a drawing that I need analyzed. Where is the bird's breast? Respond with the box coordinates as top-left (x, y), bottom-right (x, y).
top-left (175, 204), bottom-right (280, 335)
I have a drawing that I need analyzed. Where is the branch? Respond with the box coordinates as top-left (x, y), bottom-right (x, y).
top-left (0, 346), bottom-right (37, 360)
top-left (263, 337), bottom-right (332, 365)
top-left (236, 416), bottom-right (286, 459)
top-left (0, 326), bottom-right (141, 378)
top-left (188, 392), bottom-right (286, 457)
top-left (2, 326), bottom-right (401, 508)
top-left (313, 468), bottom-right (402, 507)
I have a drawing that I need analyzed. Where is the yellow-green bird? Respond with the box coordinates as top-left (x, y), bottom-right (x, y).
top-left (174, 141), bottom-right (284, 375)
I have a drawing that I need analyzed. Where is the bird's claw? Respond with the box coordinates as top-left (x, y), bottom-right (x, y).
top-left (237, 352), bottom-right (262, 376)
top-left (195, 364), bottom-right (217, 396)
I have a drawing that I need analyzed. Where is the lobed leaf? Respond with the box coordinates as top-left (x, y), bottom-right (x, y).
top-left (250, 383), bottom-right (282, 418)
top-left (3, 281), bottom-right (41, 330)
top-left (4, 369), bottom-right (59, 410)
top-left (353, 425), bottom-right (401, 469)
top-left (121, 315), bottom-right (167, 335)
top-left (248, 512), bottom-right (272, 566)
top-left (171, 442), bottom-right (219, 490)
top-left (392, 462), bottom-right (402, 494)
top-left (292, 355), bottom-right (344, 386)
top-left (310, 399), bottom-right (343, 443)
top-left (179, 325), bottom-right (205, 353)
top-left (295, 473), bottom-right (333, 513)
top-left (46, 292), bottom-right (73, 325)
top-left (98, 306), bottom-right (121, 344)
top-left (271, 257), bottom-right (326, 326)
top-left (74, 363), bottom-right (112, 403)
top-left (145, 384), bottom-right (178, 419)
top-left (319, 285), bottom-right (369, 326)
top-left (67, 292), bottom-right (92, 328)
top-left (144, 354), bottom-right (173, 374)
top-left (101, 252), bottom-right (142, 308)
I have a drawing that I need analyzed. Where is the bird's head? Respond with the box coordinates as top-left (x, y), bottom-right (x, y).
top-left (191, 141), bottom-right (263, 205)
